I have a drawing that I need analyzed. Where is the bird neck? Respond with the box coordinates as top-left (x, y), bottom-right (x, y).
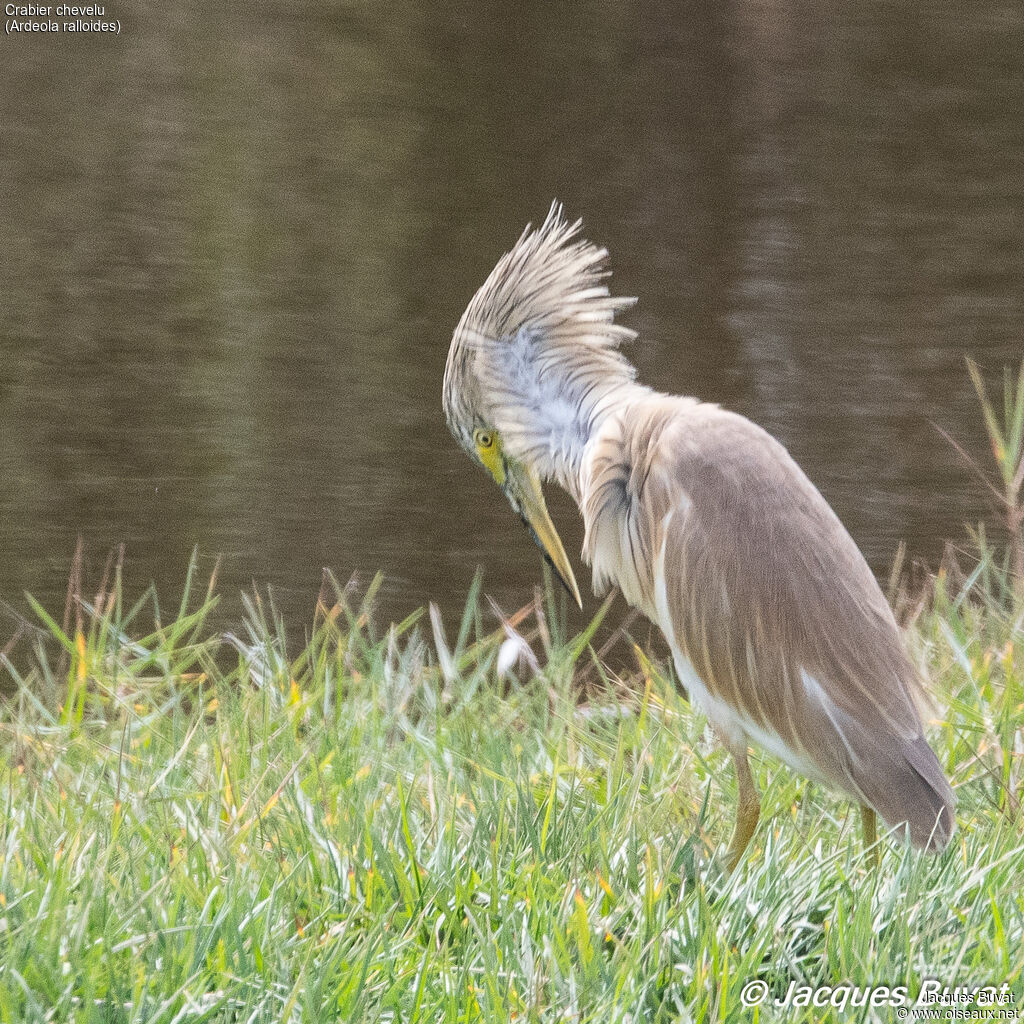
top-left (548, 380), bottom-right (652, 504)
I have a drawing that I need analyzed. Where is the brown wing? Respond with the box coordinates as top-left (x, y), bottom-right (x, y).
top-left (583, 396), bottom-right (954, 849)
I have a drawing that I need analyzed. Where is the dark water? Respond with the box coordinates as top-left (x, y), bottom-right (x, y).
top-left (2, 1), bottom-right (1022, 640)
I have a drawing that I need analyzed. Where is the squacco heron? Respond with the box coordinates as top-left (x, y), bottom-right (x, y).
top-left (443, 203), bottom-right (955, 868)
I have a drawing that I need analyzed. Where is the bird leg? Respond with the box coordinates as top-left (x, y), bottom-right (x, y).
top-left (861, 805), bottom-right (879, 866)
top-left (725, 748), bottom-right (760, 871)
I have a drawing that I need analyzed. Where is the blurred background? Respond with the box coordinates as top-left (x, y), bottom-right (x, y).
top-left (1, 0), bottom-right (1022, 637)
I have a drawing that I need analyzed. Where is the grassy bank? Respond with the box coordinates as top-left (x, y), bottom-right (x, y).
top-left (0, 550), bottom-right (1021, 1023)
top-left (1, 364), bottom-right (1023, 1022)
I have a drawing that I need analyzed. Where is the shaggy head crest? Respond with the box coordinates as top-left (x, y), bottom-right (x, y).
top-left (443, 202), bottom-right (638, 483)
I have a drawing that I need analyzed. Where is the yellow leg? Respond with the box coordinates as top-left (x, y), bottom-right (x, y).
top-left (725, 749), bottom-right (760, 872)
top-left (861, 805), bottom-right (879, 867)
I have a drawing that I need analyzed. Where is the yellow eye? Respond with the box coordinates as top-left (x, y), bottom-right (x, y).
top-left (474, 428), bottom-right (505, 485)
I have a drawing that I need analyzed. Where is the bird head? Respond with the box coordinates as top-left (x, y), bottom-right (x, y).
top-left (443, 202), bottom-right (638, 609)
top-left (458, 417), bottom-right (582, 608)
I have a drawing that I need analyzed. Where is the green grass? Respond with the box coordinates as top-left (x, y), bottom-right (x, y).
top-left (0, 554), bottom-right (1021, 1024)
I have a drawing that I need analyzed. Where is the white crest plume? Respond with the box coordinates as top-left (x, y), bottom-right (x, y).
top-left (443, 201), bottom-right (638, 487)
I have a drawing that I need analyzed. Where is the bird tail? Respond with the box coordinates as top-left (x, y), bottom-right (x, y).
top-left (828, 708), bottom-right (956, 851)
top-left (863, 734), bottom-right (955, 851)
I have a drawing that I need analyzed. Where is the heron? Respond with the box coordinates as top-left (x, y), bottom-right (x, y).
top-left (443, 202), bottom-right (955, 868)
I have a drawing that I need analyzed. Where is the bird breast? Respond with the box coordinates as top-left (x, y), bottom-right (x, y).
top-left (579, 393), bottom-right (698, 616)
